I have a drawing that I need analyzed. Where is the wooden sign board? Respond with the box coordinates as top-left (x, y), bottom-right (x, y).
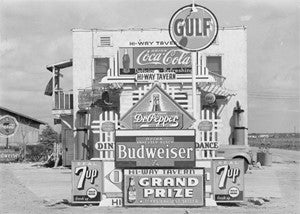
top-left (123, 168), bottom-right (205, 207)
top-left (120, 85), bottom-right (194, 129)
top-left (71, 161), bottom-right (102, 204)
top-left (115, 129), bottom-right (195, 168)
top-left (213, 159), bottom-right (244, 202)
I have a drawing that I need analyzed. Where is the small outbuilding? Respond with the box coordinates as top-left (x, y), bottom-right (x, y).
top-left (0, 106), bottom-right (47, 148)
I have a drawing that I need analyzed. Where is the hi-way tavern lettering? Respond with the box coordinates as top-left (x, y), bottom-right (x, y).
top-left (128, 41), bottom-right (175, 46)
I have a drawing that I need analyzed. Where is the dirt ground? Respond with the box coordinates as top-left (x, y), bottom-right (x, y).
top-left (0, 148), bottom-right (299, 214)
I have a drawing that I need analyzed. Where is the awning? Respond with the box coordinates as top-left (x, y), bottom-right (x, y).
top-left (198, 83), bottom-right (236, 97)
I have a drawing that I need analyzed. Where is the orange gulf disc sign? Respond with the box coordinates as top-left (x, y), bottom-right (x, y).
top-left (169, 4), bottom-right (218, 51)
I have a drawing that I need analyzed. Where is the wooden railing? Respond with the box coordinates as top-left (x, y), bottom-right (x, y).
top-left (53, 90), bottom-right (73, 110)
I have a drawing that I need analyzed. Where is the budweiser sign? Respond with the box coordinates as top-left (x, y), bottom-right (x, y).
top-left (115, 129), bottom-right (195, 168)
top-left (133, 112), bottom-right (182, 129)
top-left (134, 48), bottom-right (191, 68)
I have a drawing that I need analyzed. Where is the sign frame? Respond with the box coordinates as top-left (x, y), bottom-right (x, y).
top-left (123, 168), bottom-right (205, 207)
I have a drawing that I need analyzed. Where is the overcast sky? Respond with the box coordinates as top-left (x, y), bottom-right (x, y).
top-left (0, 0), bottom-right (299, 133)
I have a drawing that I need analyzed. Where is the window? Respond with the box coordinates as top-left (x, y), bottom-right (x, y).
top-left (100, 37), bottom-right (111, 46)
top-left (206, 56), bottom-right (222, 76)
top-left (94, 58), bottom-right (110, 82)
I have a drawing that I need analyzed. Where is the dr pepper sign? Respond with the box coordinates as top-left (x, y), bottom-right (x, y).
top-left (169, 4), bottom-right (218, 51)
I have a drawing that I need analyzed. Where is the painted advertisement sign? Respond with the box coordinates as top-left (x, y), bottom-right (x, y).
top-left (71, 161), bottom-right (102, 204)
top-left (115, 129), bottom-right (195, 168)
top-left (169, 4), bottom-right (218, 51)
top-left (0, 149), bottom-right (20, 163)
top-left (213, 159), bottom-right (244, 202)
top-left (123, 168), bottom-right (205, 207)
top-left (119, 47), bottom-right (191, 75)
top-left (120, 85), bottom-right (194, 129)
top-left (0, 115), bottom-right (19, 137)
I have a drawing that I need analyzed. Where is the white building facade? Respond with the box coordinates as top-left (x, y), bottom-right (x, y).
top-left (70, 27), bottom-right (247, 160)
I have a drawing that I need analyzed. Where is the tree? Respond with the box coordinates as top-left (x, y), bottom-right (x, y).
top-left (40, 125), bottom-right (59, 147)
top-left (40, 125), bottom-right (61, 167)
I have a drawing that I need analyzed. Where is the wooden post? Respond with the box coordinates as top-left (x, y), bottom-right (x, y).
top-left (192, 52), bottom-right (197, 118)
top-left (6, 137), bottom-right (9, 149)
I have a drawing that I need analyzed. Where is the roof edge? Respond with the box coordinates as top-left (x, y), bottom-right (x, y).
top-left (0, 106), bottom-right (47, 125)
top-left (71, 26), bottom-right (247, 32)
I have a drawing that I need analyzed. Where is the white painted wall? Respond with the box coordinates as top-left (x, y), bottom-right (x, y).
top-left (72, 28), bottom-right (247, 146)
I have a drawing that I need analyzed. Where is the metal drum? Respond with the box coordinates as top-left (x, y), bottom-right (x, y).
top-left (257, 144), bottom-right (272, 166)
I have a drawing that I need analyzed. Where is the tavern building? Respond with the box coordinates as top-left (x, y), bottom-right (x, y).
top-left (44, 26), bottom-right (247, 166)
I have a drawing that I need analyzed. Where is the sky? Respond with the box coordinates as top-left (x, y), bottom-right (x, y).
top-left (0, 0), bottom-right (299, 133)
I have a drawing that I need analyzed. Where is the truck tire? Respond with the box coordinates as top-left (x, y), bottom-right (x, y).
top-left (233, 157), bottom-right (249, 173)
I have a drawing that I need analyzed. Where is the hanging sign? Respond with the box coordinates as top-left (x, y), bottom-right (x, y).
top-left (71, 161), bottom-right (102, 204)
top-left (198, 120), bottom-right (213, 131)
top-left (169, 4), bottom-right (218, 51)
top-left (115, 129), bottom-right (195, 168)
top-left (101, 121), bottom-right (115, 132)
top-left (123, 168), bottom-right (205, 207)
top-left (0, 115), bottom-right (19, 137)
top-left (120, 85), bottom-right (194, 129)
top-left (213, 159), bottom-right (244, 202)
top-left (205, 93), bottom-right (216, 104)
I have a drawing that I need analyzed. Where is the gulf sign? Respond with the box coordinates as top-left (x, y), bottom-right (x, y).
top-left (71, 161), bottom-right (102, 204)
top-left (169, 4), bottom-right (218, 51)
top-left (123, 168), bottom-right (205, 207)
top-left (115, 130), bottom-right (195, 168)
top-left (213, 159), bottom-right (244, 202)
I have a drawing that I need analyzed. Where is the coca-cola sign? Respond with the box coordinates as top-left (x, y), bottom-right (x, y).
top-left (134, 47), bottom-right (191, 68)
top-left (119, 47), bottom-right (192, 75)
top-left (133, 112), bottom-right (182, 129)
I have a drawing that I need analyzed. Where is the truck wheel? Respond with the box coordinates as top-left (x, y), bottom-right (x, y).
top-left (234, 157), bottom-right (248, 173)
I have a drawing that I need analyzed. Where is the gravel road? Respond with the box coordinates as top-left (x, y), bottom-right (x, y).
top-left (0, 148), bottom-right (299, 214)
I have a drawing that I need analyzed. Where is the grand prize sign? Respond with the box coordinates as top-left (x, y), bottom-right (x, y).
top-left (169, 4), bottom-right (218, 51)
top-left (123, 168), bottom-right (205, 207)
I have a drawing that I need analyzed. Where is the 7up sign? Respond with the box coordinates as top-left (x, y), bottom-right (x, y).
top-left (213, 159), bottom-right (244, 203)
top-left (169, 4), bottom-right (218, 51)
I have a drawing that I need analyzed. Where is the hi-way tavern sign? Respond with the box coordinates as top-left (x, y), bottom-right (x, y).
top-left (169, 4), bottom-right (218, 51)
